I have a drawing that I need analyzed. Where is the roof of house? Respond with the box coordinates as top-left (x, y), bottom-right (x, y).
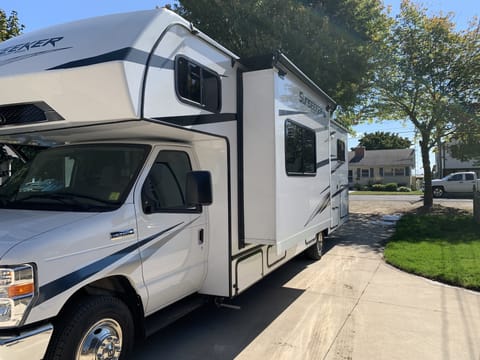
top-left (349, 148), bottom-right (415, 167)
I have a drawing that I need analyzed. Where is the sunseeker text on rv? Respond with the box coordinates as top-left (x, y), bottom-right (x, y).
top-left (299, 91), bottom-right (326, 117)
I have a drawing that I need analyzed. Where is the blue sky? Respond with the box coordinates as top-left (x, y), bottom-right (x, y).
top-left (2, 0), bottom-right (478, 32)
top-left (2, 0), bottom-right (478, 174)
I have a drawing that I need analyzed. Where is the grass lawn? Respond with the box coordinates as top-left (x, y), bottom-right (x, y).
top-left (384, 213), bottom-right (480, 291)
top-left (351, 190), bottom-right (424, 195)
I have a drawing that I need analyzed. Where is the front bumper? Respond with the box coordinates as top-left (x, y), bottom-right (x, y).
top-left (0, 324), bottom-right (53, 360)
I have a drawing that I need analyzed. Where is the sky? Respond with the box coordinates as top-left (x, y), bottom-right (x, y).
top-left (2, 0), bottom-right (478, 32)
top-left (2, 0), bottom-right (479, 174)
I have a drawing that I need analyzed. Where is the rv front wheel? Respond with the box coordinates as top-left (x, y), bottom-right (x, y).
top-left (306, 232), bottom-right (324, 260)
top-left (45, 296), bottom-right (134, 360)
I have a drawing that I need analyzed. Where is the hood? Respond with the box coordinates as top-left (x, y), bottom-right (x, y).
top-left (0, 209), bottom-right (96, 259)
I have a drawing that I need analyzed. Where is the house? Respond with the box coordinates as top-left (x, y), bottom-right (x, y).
top-left (348, 146), bottom-right (415, 188)
top-left (435, 142), bottom-right (480, 178)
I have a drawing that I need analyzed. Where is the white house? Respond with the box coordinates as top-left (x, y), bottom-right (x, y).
top-left (436, 142), bottom-right (480, 178)
top-left (349, 146), bottom-right (415, 188)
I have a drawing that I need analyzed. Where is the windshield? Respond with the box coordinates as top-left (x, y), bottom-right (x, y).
top-left (0, 144), bottom-right (150, 212)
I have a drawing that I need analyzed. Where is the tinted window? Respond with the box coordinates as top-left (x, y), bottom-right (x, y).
top-left (142, 150), bottom-right (198, 213)
top-left (466, 173), bottom-right (474, 181)
top-left (176, 56), bottom-right (221, 112)
top-left (285, 120), bottom-right (316, 176)
top-left (337, 139), bottom-right (346, 162)
top-left (0, 144), bottom-right (149, 212)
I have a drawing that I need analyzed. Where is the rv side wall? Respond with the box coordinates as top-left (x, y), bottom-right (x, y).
top-left (242, 67), bottom-right (334, 253)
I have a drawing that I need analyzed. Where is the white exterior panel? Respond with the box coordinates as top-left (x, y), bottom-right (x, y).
top-left (242, 67), bottom-right (335, 253)
top-left (243, 70), bottom-right (277, 243)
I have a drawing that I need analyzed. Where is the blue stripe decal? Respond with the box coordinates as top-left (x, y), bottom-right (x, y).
top-left (304, 187), bottom-right (331, 227)
top-left (48, 47), bottom-right (174, 70)
top-left (36, 222), bottom-right (183, 305)
top-left (0, 47), bottom-right (72, 68)
top-left (332, 185), bottom-right (349, 198)
top-left (316, 158), bottom-right (330, 169)
top-left (279, 109), bottom-right (308, 116)
top-left (152, 113), bottom-right (237, 126)
top-left (331, 161), bottom-right (343, 174)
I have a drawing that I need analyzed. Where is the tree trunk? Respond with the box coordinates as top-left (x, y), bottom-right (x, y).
top-left (420, 139), bottom-right (433, 208)
top-left (474, 189), bottom-right (480, 224)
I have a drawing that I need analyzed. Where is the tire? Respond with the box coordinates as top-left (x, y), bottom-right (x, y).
top-left (44, 296), bottom-right (134, 360)
top-left (305, 232), bottom-right (324, 260)
top-left (432, 186), bottom-right (444, 198)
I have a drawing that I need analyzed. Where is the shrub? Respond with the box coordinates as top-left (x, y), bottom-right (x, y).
top-left (397, 186), bottom-right (412, 192)
top-left (371, 183), bottom-right (386, 191)
top-left (353, 183), bottom-right (362, 190)
top-left (385, 183), bottom-right (398, 192)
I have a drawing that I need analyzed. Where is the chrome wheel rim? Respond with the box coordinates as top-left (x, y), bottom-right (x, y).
top-left (433, 188), bottom-right (443, 197)
top-left (76, 318), bottom-right (123, 360)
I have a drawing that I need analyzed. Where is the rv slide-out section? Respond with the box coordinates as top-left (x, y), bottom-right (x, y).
top-left (0, 8), bottom-right (348, 360)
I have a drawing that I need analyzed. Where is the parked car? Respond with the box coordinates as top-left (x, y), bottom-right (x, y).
top-left (431, 172), bottom-right (480, 198)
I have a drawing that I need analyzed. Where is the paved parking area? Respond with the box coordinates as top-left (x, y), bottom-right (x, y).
top-left (135, 201), bottom-right (480, 360)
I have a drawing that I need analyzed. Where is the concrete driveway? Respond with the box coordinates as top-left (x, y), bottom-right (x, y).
top-left (135, 207), bottom-right (480, 360)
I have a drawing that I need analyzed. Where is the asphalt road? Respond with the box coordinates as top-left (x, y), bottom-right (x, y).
top-left (349, 194), bottom-right (473, 202)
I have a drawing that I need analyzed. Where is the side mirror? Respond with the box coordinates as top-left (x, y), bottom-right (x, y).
top-left (186, 171), bottom-right (212, 206)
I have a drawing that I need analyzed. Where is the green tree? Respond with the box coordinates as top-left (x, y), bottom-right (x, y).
top-left (358, 131), bottom-right (412, 150)
top-left (171, 0), bottom-right (390, 111)
top-left (0, 9), bottom-right (24, 41)
top-left (357, 1), bottom-right (479, 208)
top-left (446, 22), bottom-right (480, 166)
top-left (1, 9), bottom-right (24, 164)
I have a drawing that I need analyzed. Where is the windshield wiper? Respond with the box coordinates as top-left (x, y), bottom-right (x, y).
top-left (12, 192), bottom-right (114, 211)
top-left (54, 192), bottom-right (113, 206)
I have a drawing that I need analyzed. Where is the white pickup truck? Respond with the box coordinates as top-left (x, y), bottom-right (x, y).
top-left (432, 172), bottom-right (480, 198)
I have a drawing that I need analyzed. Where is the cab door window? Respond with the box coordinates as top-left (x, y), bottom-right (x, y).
top-left (141, 150), bottom-right (199, 213)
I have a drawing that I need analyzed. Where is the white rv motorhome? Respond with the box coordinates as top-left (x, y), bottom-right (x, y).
top-left (0, 9), bottom-right (348, 360)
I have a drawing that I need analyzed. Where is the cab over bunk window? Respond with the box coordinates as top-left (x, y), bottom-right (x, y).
top-left (175, 56), bottom-right (221, 112)
top-left (285, 120), bottom-right (316, 176)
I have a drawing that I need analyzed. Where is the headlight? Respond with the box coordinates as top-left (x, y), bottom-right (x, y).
top-left (0, 264), bottom-right (35, 327)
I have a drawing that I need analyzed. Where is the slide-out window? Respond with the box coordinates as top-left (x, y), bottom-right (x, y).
top-left (285, 120), bottom-right (316, 176)
top-left (337, 139), bottom-right (346, 162)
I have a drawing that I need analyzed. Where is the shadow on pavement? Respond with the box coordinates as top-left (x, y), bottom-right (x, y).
top-left (135, 213), bottom-right (395, 359)
top-left (324, 213), bottom-right (395, 255)
top-left (135, 257), bottom-right (315, 360)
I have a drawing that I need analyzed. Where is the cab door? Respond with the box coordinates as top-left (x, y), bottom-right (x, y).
top-left (448, 173), bottom-right (469, 193)
top-left (135, 146), bottom-right (208, 314)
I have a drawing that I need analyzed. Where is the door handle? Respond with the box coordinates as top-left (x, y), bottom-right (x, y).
top-left (198, 229), bottom-right (204, 245)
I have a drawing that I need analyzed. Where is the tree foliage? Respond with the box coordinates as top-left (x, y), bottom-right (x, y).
top-left (358, 131), bottom-right (412, 150)
top-left (357, 0), bottom-right (479, 208)
top-left (170, 0), bottom-right (390, 111)
top-left (1, 10), bottom-right (23, 163)
top-left (0, 9), bottom-right (24, 42)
